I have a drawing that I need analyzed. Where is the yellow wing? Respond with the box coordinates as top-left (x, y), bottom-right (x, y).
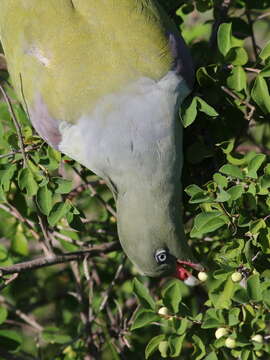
top-left (0, 0), bottom-right (173, 123)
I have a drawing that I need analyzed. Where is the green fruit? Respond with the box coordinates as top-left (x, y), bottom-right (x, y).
top-left (158, 341), bottom-right (169, 358)
top-left (215, 327), bottom-right (229, 339)
top-left (225, 337), bottom-right (236, 349)
top-left (198, 271), bottom-right (208, 282)
top-left (231, 272), bottom-right (243, 282)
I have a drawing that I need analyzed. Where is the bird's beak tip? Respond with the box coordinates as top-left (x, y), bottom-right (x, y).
top-left (174, 259), bottom-right (205, 282)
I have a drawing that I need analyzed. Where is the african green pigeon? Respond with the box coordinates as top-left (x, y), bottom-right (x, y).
top-left (0, 0), bottom-right (203, 281)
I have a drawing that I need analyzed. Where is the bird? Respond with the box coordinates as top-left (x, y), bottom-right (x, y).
top-left (0, 0), bottom-right (204, 282)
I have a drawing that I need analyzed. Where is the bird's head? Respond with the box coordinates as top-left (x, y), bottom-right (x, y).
top-left (116, 186), bottom-right (204, 283)
top-left (126, 242), bottom-right (204, 283)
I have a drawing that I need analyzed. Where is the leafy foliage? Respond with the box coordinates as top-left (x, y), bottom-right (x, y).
top-left (0, 0), bottom-right (270, 359)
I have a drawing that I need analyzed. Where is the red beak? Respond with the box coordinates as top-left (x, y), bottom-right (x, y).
top-left (175, 260), bottom-right (205, 281)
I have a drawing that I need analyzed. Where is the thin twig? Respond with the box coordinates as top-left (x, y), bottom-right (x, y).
top-left (0, 145), bottom-right (41, 160)
top-left (36, 213), bottom-right (54, 256)
top-left (0, 273), bottom-right (19, 291)
top-left (245, 67), bottom-right (261, 74)
top-left (0, 203), bottom-right (40, 240)
top-left (73, 167), bottom-right (117, 218)
top-left (246, 10), bottom-right (259, 60)
top-left (0, 295), bottom-right (43, 332)
top-left (221, 86), bottom-right (255, 121)
top-left (98, 257), bottom-right (126, 313)
top-left (0, 83), bottom-right (27, 167)
top-left (256, 11), bottom-right (270, 21)
top-left (0, 241), bottom-right (120, 275)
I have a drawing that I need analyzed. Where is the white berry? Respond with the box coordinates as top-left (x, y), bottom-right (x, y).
top-left (215, 327), bottom-right (229, 339)
top-left (198, 271), bottom-right (208, 282)
top-left (225, 337), bottom-right (236, 349)
top-left (255, 351), bottom-right (263, 357)
top-left (251, 334), bottom-right (263, 343)
top-left (158, 307), bottom-right (169, 316)
top-left (231, 272), bottom-right (243, 282)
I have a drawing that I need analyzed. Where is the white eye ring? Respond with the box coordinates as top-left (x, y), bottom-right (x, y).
top-left (155, 249), bottom-right (168, 264)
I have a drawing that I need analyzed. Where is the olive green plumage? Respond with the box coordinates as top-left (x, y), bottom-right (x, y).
top-left (0, 0), bottom-right (199, 278)
top-left (0, 0), bottom-right (173, 122)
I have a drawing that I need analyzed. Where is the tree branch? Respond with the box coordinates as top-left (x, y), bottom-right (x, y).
top-left (0, 241), bottom-right (120, 276)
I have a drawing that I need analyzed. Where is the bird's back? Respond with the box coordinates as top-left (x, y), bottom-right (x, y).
top-left (0, 0), bottom-right (174, 123)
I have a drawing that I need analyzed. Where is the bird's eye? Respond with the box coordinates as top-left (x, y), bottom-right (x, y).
top-left (155, 249), bottom-right (168, 264)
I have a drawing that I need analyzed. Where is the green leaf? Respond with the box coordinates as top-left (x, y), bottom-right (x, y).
top-left (12, 228), bottom-right (29, 256)
top-left (227, 66), bottom-right (247, 91)
top-left (213, 173), bottom-right (228, 188)
top-left (233, 286), bottom-right (249, 303)
top-left (59, 238), bottom-right (79, 252)
top-left (190, 211), bottom-right (228, 238)
top-left (176, 318), bottom-right (189, 335)
top-left (251, 76), bottom-right (270, 114)
top-left (260, 64), bottom-right (270, 77)
top-left (18, 167), bottom-right (38, 196)
top-left (247, 274), bottom-right (262, 302)
top-left (27, 159), bottom-right (43, 181)
top-left (46, 147), bottom-right (61, 171)
top-left (192, 335), bottom-right (206, 360)
top-left (162, 279), bottom-right (182, 313)
top-left (130, 309), bottom-right (159, 331)
top-left (185, 184), bottom-right (204, 197)
top-left (220, 239), bottom-right (245, 261)
top-left (196, 97), bottom-right (218, 117)
top-left (226, 47), bottom-right (248, 65)
top-left (158, 340), bottom-right (169, 358)
top-left (202, 308), bottom-right (225, 328)
top-left (0, 307), bottom-right (8, 325)
top-left (216, 139), bottom-right (234, 155)
top-left (218, 23), bottom-right (232, 56)
top-left (133, 278), bottom-right (155, 310)
top-left (53, 177), bottom-right (73, 194)
top-left (249, 219), bottom-right (266, 235)
top-left (48, 201), bottom-right (72, 227)
top-left (181, 97), bottom-right (197, 128)
top-left (37, 185), bottom-right (53, 216)
top-left (215, 188), bottom-right (231, 203)
top-left (0, 164), bottom-right (17, 192)
top-left (0, 245), bottom-right (8, 262)
top-left (227, 185), bottom-right (244, 200)
top-left (263, 289), bottom-right (270, 306)
top-left (42, 327), bottom-right (71, 344)
top-left (189, 191), bottom-right (212, 204)
top-left (214, 277), bottom-right (235, 309)
top-left (145, 335), bottom-right (165, 359)
top-left (169, 334), bottom-right (185, 357)
top-left (220, 164), bottom-right (243, 179)
top-left (228, 307), bottom-right (240, 326)
top-left (247, 154), bottom-right (266, 178)
top-left (259, 41), bottom-right (270, 61)
top-left (196, 66), bottom-right (217, 86)
top-left (0, 329), bottom-right (22, 351)
top-left (240, 349), bottom-right (252, 360)
top-left (204, 352), bottom-right (218, 360)
top-left (48, 147), bottom-right (61, 162)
